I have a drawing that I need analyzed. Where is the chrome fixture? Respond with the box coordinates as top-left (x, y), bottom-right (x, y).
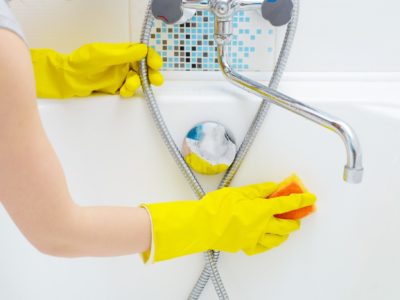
top-left (218, 46), bottom-right (364, 183)
top-left (139, 0), bottom-right (364, 299)
top-left (182, 122), bottom-right (237, 175)
top-left (152, 0), bottom-right (294, 43)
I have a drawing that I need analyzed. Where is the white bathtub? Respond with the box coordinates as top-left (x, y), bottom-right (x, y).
top-left (1, 73), bottom-right (399, 300)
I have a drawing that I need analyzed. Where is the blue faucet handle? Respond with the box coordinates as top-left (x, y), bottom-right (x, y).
top-left (261, 0), bottom-right (293, 26)
top-left (151, 0), bottom-right (184, 24)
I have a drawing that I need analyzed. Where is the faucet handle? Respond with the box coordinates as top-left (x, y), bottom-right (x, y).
top-left (152, 0), bottom-right (184, 24)
top-left (261, 0), bottom-right (293, 26)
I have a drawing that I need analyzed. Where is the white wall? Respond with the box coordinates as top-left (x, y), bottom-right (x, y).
top-left (9, 0), bottom-right (400, 71)
top-left (10, 0), bottom-right (130, 53)
top-left (280, 0), bottom-right (400, 72)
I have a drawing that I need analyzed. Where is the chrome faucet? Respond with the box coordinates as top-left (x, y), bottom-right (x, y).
top-left (151, 0), bottom-right (364, 183)
top-left (218, 46), bottom-right (364, 183)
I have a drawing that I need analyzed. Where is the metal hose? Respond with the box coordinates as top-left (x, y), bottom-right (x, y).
top-left (139, 3), bottom-right (229, 299)
top-left (139, 1), bottom-right (299, 299)
top-left (188, 1), bottom-right (300, 299)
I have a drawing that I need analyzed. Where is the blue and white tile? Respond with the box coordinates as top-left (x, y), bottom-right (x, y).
top-left (130, 0), bottom-right (277, 72)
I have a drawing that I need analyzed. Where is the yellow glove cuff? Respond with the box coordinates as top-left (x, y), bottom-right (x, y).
top-left (140, 205), bottom-right (156, 264)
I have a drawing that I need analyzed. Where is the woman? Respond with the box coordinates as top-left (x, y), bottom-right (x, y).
top-left (0, 0), bottom-right (315, 263)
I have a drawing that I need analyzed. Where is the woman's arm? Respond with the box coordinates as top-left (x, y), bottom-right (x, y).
top-left (0, 29), bottom-right (151, 257)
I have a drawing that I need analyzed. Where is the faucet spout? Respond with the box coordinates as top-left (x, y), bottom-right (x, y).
top-left (218, 45), bottom-right (364, 183)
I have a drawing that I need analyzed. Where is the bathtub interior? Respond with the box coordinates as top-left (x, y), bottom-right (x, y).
top-left (1, 79), bottom-right (399, 300)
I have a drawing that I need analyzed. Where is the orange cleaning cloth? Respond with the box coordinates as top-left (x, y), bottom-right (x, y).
top-left (268, 174), bottom-right (316, 220)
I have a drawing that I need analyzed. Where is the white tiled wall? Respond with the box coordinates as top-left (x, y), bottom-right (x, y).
top-left (9, 0), bottom-right (400, 71)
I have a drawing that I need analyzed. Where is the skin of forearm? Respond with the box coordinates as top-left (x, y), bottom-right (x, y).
top-left (64, 205), bottom-right (152, 258)
top-left (3, 198), bottom-right (152, 258)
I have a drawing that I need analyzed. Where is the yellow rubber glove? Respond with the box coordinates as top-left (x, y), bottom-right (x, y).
top-left (30, 43), bottom-right (164, 98)
top-left (141, 182), bottom-right (316, 263)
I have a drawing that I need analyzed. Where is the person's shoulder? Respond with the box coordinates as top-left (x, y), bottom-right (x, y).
top-left (0, 28), bottom-right (29, 71)
top-left (0, 29), bottom-right (35, 106)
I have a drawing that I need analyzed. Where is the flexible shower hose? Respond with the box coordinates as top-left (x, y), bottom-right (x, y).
top-left (188, 3), bottom-right (300, 299)
top-left (138, 1), bottom-right (299, 299)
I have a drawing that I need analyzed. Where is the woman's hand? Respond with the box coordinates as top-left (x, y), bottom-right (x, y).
top-left (30, 43), bottom-right (163, 98)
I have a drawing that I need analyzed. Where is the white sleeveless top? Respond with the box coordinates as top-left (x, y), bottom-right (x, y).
top-left (0, 0), bottom-right (26, 42)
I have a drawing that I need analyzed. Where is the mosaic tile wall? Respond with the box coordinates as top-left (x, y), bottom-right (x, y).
top-left (149, 10), bottom-right (276, 71)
